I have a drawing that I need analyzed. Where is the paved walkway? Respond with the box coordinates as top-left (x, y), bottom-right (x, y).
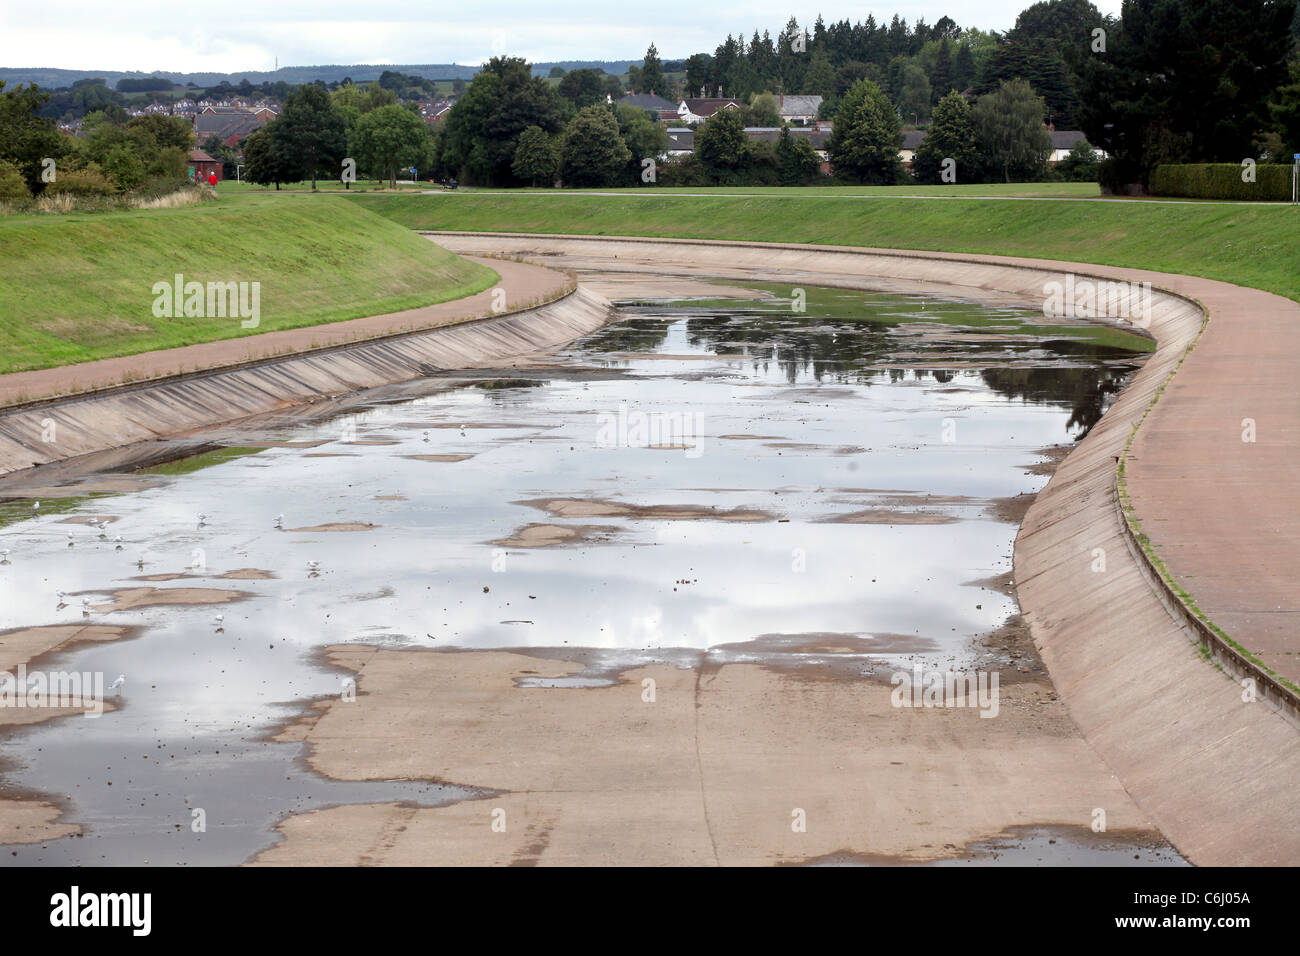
top-left (0, 256), bottom-right (571, 408)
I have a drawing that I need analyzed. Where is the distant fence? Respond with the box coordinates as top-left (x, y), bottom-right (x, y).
top-left (1150, 163), bottom-right (1294, 201)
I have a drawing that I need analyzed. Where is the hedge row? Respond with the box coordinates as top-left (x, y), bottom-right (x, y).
top-left (1150, 163), bottom-right (1296, 201)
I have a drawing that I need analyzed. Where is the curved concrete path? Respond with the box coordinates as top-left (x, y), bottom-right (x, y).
top-left (0, 257), bottom-right (569, 409)
top-left (425, 233), bottom-right (1300, 865)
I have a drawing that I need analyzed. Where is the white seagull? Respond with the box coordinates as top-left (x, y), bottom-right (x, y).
top-left (0, 549), bottom-right (10, 565)
top-left (32, 501), bottom-right (39, 513)
top-left (273, 514), bottom-right (284, 529)
top-left (114, 536), bottom-right (123, 551)
top-left (110, 674), bottom-right (125, 696)
top-left (66, 532), bottom-right (75, 548)
top-left (197, 513), bottom-right (208, 528)
top-left (80, 598), bottom-right (91, 619)
top-left (213, 613), bottom-right (224, 632)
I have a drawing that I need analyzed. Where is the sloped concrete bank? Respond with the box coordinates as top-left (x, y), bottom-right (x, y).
top-left (0, 285), bottom-right (614, 481)
top-left (431, 233), bottom-right (1300, 865)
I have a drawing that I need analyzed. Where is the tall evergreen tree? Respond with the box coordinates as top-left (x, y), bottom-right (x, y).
top-left (827, 78), bottom-right (904, 184)
top-left (1075, 0), bottom-right (1296, 184)
top-left (912, 89), bottom-right (978, 183)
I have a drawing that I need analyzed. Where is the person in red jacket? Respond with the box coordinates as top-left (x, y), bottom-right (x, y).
top-left (207, 170), bottom-right (218, 188)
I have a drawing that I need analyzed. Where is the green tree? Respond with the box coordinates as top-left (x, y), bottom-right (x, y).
top-left (740, 92), bottom-right (781, 127)
top-left (277, 84), bottom-right (347, 189)
top-left (912, 89), bottom-right (979, 183)
top-left (439, 57), bottom-right (566, 185)
top-left (557, 68), bottom-right (606, 110)
top-left (332, 81), bottom-right (397, 115)
top-left (0, 81), bottom-right (67, 193)
top-left (899, 61), bottom-right (932, 124)
top-left (1075, 0), bottom-right (1295, 185)
top-left (124, 113), bottom-right (194, 152)
top-left (802, 50), bottom-right (836, 96)
top-left (695, 107), bottom-right (750, 182)
top-left (930, 41), bottom-right (955, 104)
top-left (640, 43), bottom-right (665, 95)
top-left (101, 145), bottom-right (145, 191)
top-left (614, 103), bottom-right (668, 184)
top-left (775, 127), bottom-right (822, 184)
top-left (351, 103), bottom-right (431, 187)
top-left (985, 0), bottom-right (1103, 128)
top-left (243, 125), bottom-right (298, 189)
top-left (973, 78), bottom-right (1051, 182)
top-left (1270, 60), bottom-right (1300, 158)
top-left (0, 160), bottom-right (32, 201)
top-left (512, 124), bottom-right (558, 186)
top-left (827, 79), bottom-right (904, 184)
top-left (560, 105), bottom-right (631, 187)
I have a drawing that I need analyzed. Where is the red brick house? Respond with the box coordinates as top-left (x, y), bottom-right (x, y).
top-left (187, 148), bottom-right (222, 183)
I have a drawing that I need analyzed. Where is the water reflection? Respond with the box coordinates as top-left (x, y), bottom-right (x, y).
top-left (0, 288), bottom-right (1148, 866)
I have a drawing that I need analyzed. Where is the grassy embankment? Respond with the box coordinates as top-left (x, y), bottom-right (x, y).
top-left (0, 193), bottom-right (497, 375)
top-left (351, 186), bottom-right (1300, 303)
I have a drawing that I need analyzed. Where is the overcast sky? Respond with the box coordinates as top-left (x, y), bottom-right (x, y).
top-left (2, 1), bottom-right (1124, 73)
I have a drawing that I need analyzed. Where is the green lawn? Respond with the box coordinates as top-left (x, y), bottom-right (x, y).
top-left (351, 189), bottom-right (1300, 302)
top-left (459, 182), bottom-right (1106, 199)
top-left (0, 194), bottom-right (496, 375)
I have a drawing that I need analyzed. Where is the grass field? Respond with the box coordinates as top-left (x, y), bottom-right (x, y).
top-left (462, 182), bottom-right (1108, 199)
top-left (0, 194), bottom-right (496, 375)
top-left (351, 188), bottom-right (1300, 302)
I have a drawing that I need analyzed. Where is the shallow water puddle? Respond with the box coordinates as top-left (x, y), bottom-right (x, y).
top-left (0, 287), bottom-right (1151, 865)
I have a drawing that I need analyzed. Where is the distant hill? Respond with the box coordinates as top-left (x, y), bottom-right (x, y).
top-left (0, 60), bottom-right (648, 90)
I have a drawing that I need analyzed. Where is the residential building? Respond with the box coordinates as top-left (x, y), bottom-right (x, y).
top-left (677, 97), bottom-right (743, 125)
top-left (776, 94), bottom-right (823, 124)
top-left (187, 148), bottom-right (222, 182)
top-left (193, 107), bottom-right (276, 149)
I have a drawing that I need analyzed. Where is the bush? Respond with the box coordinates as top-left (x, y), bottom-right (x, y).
top-left (132, 175), bottom-right (195, 201)
top-left (44, 166), bottom-right (116, 197)
top-left (1098, 156), bottom-right (1145, 195)
top-left (0, 161), bottom-right (32, 202)
top-left (1149, 163), bottom-right (1294, 201)
top-left (658, 155), bottom-right (710, 187)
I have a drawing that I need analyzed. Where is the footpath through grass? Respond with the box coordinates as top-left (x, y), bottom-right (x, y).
top-left (0, 193), bottom-right (496, 375)
top-left (353, 189), bottom-right (1300, 302)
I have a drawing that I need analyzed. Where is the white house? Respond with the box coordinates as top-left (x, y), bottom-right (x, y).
top-left (677, 97), bottom-right (743, 125)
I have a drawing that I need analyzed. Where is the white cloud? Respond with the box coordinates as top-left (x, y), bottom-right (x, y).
top-left (2, 1), bottom-right (1127, 73)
